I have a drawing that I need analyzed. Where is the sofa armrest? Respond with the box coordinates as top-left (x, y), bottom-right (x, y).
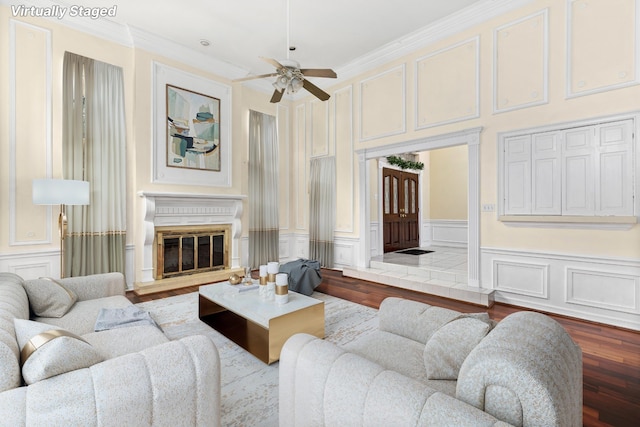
top-left (57, 272), bottom-right (126, 301)
top-left (0, 335), bottom-right (221, 427)
top-left (457, 311), bottom-right (583, 427)
top-left (279, 333), bottom-right (509, 427)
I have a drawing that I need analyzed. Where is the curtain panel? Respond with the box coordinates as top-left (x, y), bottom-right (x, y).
top-left (309, 156), bottom-right (336, 267)
top-left (248, 110), bottom-right (279, 268)
top-left (62, 52), bottom-right (127, 277)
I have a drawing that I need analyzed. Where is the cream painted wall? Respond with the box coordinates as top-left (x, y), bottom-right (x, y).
top-left (429, 145), bottom-right (468, 220)
top-left (1, 8), bottom-right (135, 257)
top-left (292, 0), bottom-right (640, 260)
top-left (0, 6), bottom-right (293, 282)
top-left (3, 0), bottom-right (640, 285)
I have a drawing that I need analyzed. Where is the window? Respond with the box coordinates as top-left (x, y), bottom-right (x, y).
top-left (499, 115), bottom-right (637, 223)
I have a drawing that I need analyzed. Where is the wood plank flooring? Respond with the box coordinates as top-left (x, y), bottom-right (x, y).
top-left (126, 268), bottom-right (640, 427)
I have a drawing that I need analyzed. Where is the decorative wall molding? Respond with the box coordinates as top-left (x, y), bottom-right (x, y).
top-left (566, 267), bottom-right (639, 314)
top-left (565, 0), bottom-right (640, 98)
top-left (422, 220), bottom-right (468, 248)
top-left (359, 64), bottom-right (406, 142)
top-left (415, 36), bottom-right (480, 129)
top-left (151, 62), bottom-right (232, 187)
top-left (9, 19), bottom-right (52, 246)
top-left (493, 9), bottom-right (549, 113)
top-left (493, 259), bottom-right (549, 299)
top-left (369, 221), bottom-right (380, 257)
top-left (0, 245), bottom-right (136, 289)
top-left (277, 104), bottom-right (291, 230)
top-left (335, 0), bottom-right (535, 84)
top-left (482, 247), bottom-right (640, 330)
top-left (295, 104), bottom-right (307, 230)
top-left (310, 99), bottom-right (329, 157)
top-left (333, 85), bottom-right (355, 233)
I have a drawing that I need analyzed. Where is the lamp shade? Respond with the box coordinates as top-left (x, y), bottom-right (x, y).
top-left (32, 179), bottom-right (90, 205)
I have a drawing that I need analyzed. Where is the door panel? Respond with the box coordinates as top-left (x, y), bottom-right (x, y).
top-left (383, 168), bottom-right (420, 252)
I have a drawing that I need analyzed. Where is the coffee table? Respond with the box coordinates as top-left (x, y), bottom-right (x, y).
top-left (198, 281), bottom-right (325, 364)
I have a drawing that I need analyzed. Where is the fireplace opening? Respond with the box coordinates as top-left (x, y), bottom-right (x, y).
top-left (155, 224), bottom-right (230, 280)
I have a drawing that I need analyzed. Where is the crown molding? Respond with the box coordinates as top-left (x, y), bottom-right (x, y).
top-left (2, 0), bottom-right (533, 98)
top-left (336, 0), bottom-right (535, 82)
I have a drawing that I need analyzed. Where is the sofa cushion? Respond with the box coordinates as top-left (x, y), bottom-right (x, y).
top-left (22, 278), bottom-right (77, 318)
top-left (0, 274), bottom-right (30, 393)
top-left (14, 319), bottom-right (104, 385)
top-left (83, 325), bottom-right (169, 359)
top-left (379, 298), bottom-right (460, 344)
top-left (423, 316), bottom-right (492, 380)
top-left (35, 295), bottom-right (132, 336)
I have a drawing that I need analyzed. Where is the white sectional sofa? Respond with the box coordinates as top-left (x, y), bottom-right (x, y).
top-left (0, 272), bottom-right (221, 426)
top-left (280, 297), bottom-right (582, 427)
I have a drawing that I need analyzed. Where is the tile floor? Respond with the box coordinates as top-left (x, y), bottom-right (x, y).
top-left (343, 245), bottom-right (494, 306)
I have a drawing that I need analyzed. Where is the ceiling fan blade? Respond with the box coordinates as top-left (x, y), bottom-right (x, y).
top-left (233, 73), bottom-right (278, 82)
top-left (260, 57), bottom-right (285, 70)
top-left (302, 79), bottom-right (330, 101)
top-left (300, 68), bottom-right (337, 78)
top-left (270, 89), bottom-right (284, 103)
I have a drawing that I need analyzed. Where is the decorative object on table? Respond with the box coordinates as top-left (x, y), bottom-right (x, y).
top-left (266, 262), bottom-right (279, 300)
top-left (275, 273), bottom-right (289, 305)
top-left (228, 274), bottom-right (242, 285)
top-left (259, 265), bottom-right (268, 298)
top-left (32, 179), bottom-right (90, 278)
top-left (244, 266), bottom-right (252, 284)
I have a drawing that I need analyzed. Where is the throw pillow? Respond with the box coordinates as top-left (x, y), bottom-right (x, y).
top-left (22, 277), bottom-right (78, 318)
top-left (14, 319), bottom-right (104, 385)
top-left (423, 316), bottom-right (492, 380)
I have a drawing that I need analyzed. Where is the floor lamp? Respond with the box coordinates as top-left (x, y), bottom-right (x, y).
top-left (32, 179), bottom-right (90, 278)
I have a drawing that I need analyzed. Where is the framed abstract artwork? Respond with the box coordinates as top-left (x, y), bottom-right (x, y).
top-left (166, 84), bottom-right (221, 171)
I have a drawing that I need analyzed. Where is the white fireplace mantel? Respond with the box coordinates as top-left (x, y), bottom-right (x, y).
top-left (138, 191), bottom-right (246, 283)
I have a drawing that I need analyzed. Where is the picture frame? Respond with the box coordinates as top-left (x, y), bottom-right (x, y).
top-left (152, 62), bottom-right (232, 187)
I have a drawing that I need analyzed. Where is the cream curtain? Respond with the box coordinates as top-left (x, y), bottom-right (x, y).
top-left (248, 110), bottom-right (279, 268)
top-left (309, 156), bottom-right (336, 267)
top-left (63, 52), bottom-right (127, 277)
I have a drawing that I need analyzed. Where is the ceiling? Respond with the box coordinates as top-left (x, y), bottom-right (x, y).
top-left (33, 0), bottom-right (488, 82)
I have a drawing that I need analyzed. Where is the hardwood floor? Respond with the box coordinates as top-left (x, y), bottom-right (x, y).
top-left (127, 268), bottom-right (640, 427)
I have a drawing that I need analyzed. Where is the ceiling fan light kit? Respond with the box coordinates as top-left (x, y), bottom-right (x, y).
top-left (232, 0), bottom-right (337, 103)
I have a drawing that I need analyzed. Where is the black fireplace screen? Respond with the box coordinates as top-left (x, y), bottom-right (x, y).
top-left (157, 228), bottom-right (227, 279)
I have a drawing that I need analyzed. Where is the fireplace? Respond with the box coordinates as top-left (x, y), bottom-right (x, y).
top-left (155, 224), bottom-right (230, 280)
top-left (137, 192), bottom-right (245, 293)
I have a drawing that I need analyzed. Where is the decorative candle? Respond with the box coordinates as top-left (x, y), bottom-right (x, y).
top-left (259, 265), bottom-right (268, 286)
top-left (267, 262), bottom-right (279, 283)
top-left (275, 273), bottom-right (288, 304)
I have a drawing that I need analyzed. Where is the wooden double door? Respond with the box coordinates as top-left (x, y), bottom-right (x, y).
top-left (382, 168), bottom-right (419, 252)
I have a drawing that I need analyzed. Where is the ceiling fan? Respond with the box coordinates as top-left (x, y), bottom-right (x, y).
top-left (233, 0), bottom-right (337, 103)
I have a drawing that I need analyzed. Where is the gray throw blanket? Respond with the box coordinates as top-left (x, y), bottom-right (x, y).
top-left (94, 306), bottom-right (161, 332)
top-left (279, 259), bottom-right (322, 296)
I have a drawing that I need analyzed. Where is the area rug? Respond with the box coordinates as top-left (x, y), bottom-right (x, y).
top-left (396, 249), bottom-right (434, 255)
top-left (136, 292), bottom-right (379, 427)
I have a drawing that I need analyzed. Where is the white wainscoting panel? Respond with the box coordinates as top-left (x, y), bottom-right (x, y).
top-left (493, 260), bottom-right (549, 298)
top-left (0, 245), bottom-right (136, 289)
top-left (482, 247), bottom-right (640, 330)
top-left (369, 221), bottom-right (380, 257)
top-left (334, 236), bottom-right (360, 269)
top-left (566, 268), bottom-right (639, 314)
top-left (424, 220), bottom-right (468, 247)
